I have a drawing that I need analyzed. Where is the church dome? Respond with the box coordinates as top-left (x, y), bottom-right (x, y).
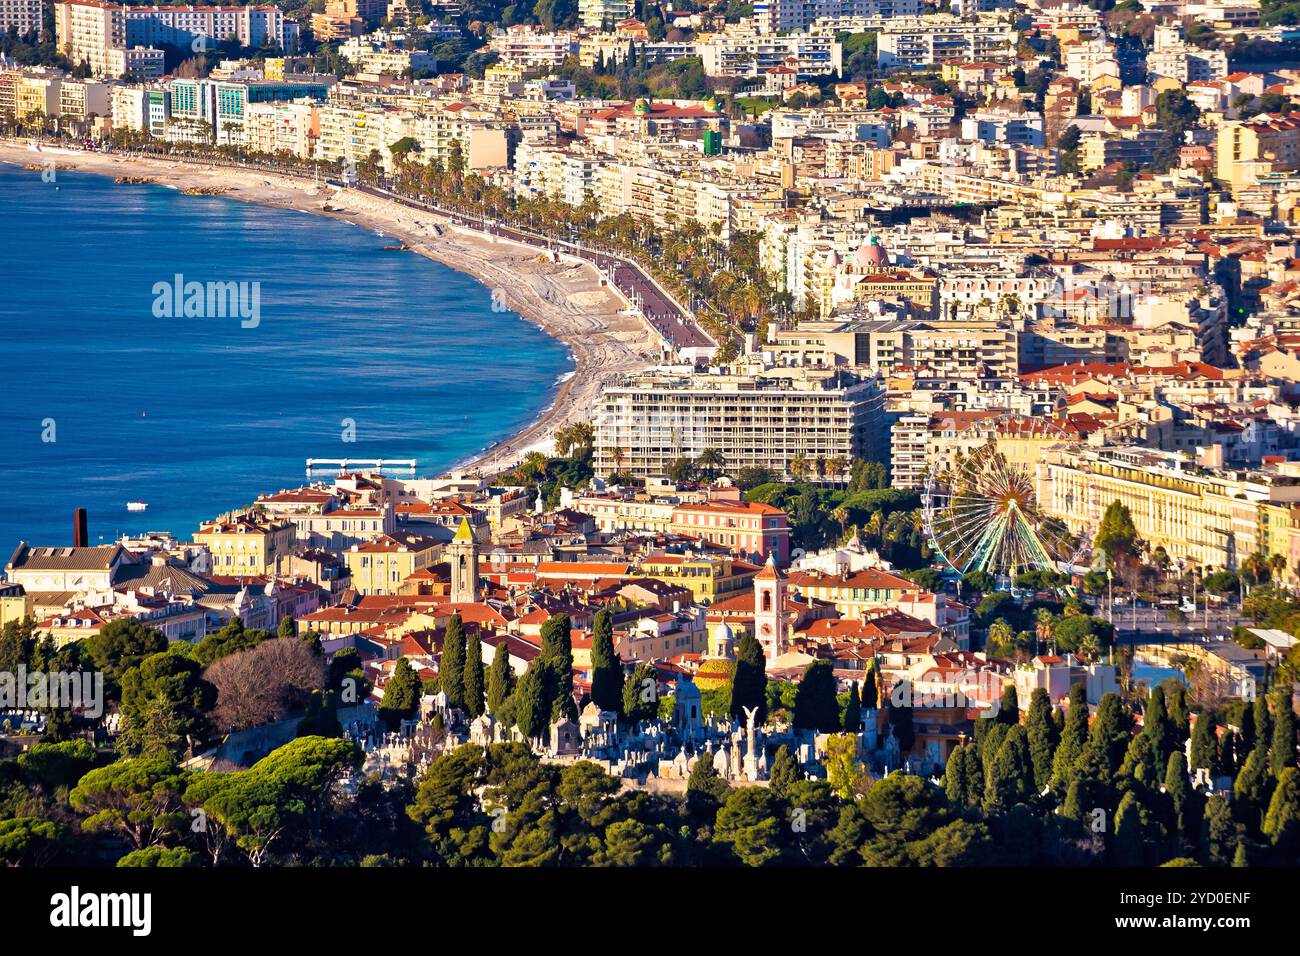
top-left (633, 98), bottom-right (651, 115)
top-left (853, 235), bottom-right (889, 270)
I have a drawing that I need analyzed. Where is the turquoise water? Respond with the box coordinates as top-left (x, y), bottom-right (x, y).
top-left (0, 162), bottom-right (574, 548)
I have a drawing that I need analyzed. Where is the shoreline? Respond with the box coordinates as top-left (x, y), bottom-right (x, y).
top-left (0, 142), bottom-right (658, 479)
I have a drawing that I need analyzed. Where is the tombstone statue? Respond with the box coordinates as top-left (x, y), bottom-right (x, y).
top-left (742, 705), bottom-right (762, 781)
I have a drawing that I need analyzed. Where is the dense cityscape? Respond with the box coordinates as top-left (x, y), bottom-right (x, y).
top-left (0, 0), bottom-right (1297, 911)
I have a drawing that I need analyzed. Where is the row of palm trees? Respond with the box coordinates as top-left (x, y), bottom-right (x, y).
top-left (378, 146), bottom-right (785, 357)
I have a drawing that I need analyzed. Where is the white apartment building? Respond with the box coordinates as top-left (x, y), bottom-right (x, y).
top-left (1061, 35), bottom-right (1120, 86)
top-left (339, 36), bottom-right (437, 75)
top-left (487, 25), bottom-right (578, 69)
top-left (1146, 24), bottom-right (1228, 83)
top-left (244, 99), bottom-right (317, 156)
top-left (1, 0), bottom-right (44, 35)
top-left (875, 15), bottom-right (1017, 69)
top-left (54, 0), bottom-right (129, 76)
top-left (754, 0), bottom-right (920, 34)
top-left (315, 103), bottom-right (387, 167)
top-left (697, 27), bottom-right (842, 77)
top-left (578, 0), bottom-right (633, 29)
top-left (960, 107), bottom-right (1046, 147)
top-left (593, 363), bottom-right (888, 478)
top-left (57, 76), bottom-right (110, 119)
top-left (56, 2), bottom-right (293, 78)
top-left (514, 140), bottom-right (602, 206)
top-left (120, 4), bottom-right (291, 51)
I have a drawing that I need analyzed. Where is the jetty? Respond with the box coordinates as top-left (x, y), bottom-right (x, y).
top-left (306, 458), bottom-right (417, 473)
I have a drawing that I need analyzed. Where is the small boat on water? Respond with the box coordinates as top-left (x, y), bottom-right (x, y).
top-left (382, 243), bottom-right (409, 251)
top-left (126, 501), bottom-right (149, 512)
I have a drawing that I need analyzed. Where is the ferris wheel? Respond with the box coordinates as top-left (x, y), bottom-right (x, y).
top-left (923, 416), bottom-right (1082, 578)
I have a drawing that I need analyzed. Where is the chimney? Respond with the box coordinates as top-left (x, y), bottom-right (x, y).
top-left (73, 508), bottom-right (88, 548)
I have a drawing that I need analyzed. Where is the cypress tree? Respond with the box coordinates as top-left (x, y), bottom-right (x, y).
top-left (463, 627), bottom-right (484, 719)
top-left (889, 694), bottom-right (915, 754)
top-left (963, 744), bottom-right (984, 807)
top-left (769, 745), bottom-right (799, 797)
top-left (860, 660), bottom-right (879, 710)
top-left (730, 632), bottom-right (767, 723)
top-left (997, 682), bottom-right (1020, 725)
top-left (794, 660), bottom-right (840, 732)
top-left (540, 613), bottom-right (576, 723)
top-left (1142, 684), bottom-right (1177, 769)
top-left (440, 612), bottom-right (466, 712)
top-left (1232, 840), bottom-right (1249, 867)
top-left (1112, 791), bottom-right (1146, 866)
top-left (983, 725), bottom-right (1033, 813)
top-left (589, 608), bottom-right (622, 714)
top-left (1203, 794), bottom-right (1237, 866)
top-left (1270, 685), bottom-right (1296, 779)
top-left (1190, 710), bottom-right (1218, 773)
top-left (1254, 694), bottom-right (1273, 756)
top-left (1060, 776), bottom-right (1087, 823)
top-left (379, 658), bottom-right (420, 731)
top-left (1086, 693), bottom-right (1132, 780)
top-left (976, 719), bottom-right (1008, 767)
top-left (621, 662), bottom-right (659, 726)
top-left (513, 664), bottom-right (548, 742)
top-left (1165, 751), bottom-right (1193, 845)
top-left (1263, 766), bottom-right (1300, 854)
top-left (1025, 688), bottom-right (1058, 791)
top-left (1217, 729), bottom-right (1239, 777)
top-left (944, 743), bottom-right (969, 806)
top-left (1051, 683), bottom-right (1089, 788)
top-left (1234, 748), bottom-right (1273, 831)
top-left (1165, 680), bottom-right (1190, 747)
top-left (486, 644), bottom-right (515, 715)
top-left (1238, 700), bottom-right (1256, 755)
top-left (1119, 731), bottom-right (1160, 794)
top-left (842, 680), bottom-right (862, 732)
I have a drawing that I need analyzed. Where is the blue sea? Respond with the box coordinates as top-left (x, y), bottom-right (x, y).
top-left (0, 162), bottom-right (574, 548)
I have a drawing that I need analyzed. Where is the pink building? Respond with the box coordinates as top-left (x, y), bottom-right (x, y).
top-left (670, 501), bottom-right (791, 565)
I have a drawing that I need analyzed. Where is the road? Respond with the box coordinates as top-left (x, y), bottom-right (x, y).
top-left (359, 181), bottom-right (716, 354)
top-left (1108, 603), bottom-right (1241, 646)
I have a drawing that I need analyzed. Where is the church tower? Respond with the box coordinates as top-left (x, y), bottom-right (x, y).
top-left (447, 517), bottom-right (479, 604)
top-left (752, 553), bottom-right (787, 664)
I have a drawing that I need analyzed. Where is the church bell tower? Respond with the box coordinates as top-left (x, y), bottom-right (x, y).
top-left (447, 517), bottom-right (479, 604)
top-left (752, 553), bottom-right (787, 664)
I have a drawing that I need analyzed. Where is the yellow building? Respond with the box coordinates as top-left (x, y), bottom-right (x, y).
top-left (639, 553), bottom-right (759, 604)
top-left (1216, 116), bottom-right (1300, 192)
top-left (786, 566), bottom-right (920, 619)
top-left (1044, 447), bottom-right (1300, 571)
top-left (15, 72), bottom-right (61, 121)
top-left (344, 532), bottom-right (441, 596)
top-left (0, 583), bottom-right (33, 628)
top-left (195, 514), bottom-right (295, 576)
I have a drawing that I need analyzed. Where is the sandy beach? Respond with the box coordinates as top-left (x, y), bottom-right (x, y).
top-left (0, 142), bottom-right (657, 478)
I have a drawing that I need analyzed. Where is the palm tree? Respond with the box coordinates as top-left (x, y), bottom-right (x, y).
top-left (694, 447), bottom-right (723, 481)
top-left (1268, 552), bottom-right (1288, 586)
top-left (831, 505), bottom-right (850, 542)
top-left (1034, 608), bottom-right (1055, 655)
top-left (1240, 552), bottom-right (1269, 592)
top-left (518, 451), bottom-right (548, 484)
